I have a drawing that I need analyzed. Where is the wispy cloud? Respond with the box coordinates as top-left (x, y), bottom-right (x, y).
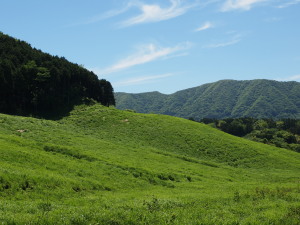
top-left (277, 0), bottom-right (300, 8)
top-left (276, 74), bottom-right (300, 81)
top-left (195, 21), bottom-right (214, 32)
top-left (221, 0), bottom-right (268, 11)
top-left (120, 0), bottom-right (198, 27)
top-left (114, 73), bottom-right (174, 87)
top-left (204, 39), bottom-right (240, 48)
top-left (70, 2), bottom-right (135, 26)
top-left (98, 42), bottom-right (192, 75)
top-left (79, 0), bottom-right (202, 27)
top-left (84, 4), bottom-right (133, 24)
top-left (203, 34), bottom-right (242, 48)
top-left (264, 17), bottom-right (282, 23)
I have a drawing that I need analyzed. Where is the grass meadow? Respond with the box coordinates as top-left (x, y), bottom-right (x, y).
top-left (0, 105), bottom-right (299, 224)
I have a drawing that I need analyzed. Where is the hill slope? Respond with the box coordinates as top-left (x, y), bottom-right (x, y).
top-left (115, 79), bottom-right (300, 120)
top-left (0, 104), bottom-right (300, 224)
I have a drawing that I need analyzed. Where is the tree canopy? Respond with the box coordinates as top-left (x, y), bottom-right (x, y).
top-left (0, 32), bottom-right (115, 118)
top-left (199, 117), bottom-right (300, 153)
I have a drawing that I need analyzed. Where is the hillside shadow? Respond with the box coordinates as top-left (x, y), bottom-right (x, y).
top-left (1, 99), bottom-right (99, 121)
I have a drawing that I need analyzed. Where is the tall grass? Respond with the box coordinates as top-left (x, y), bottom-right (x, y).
top-left (0, 104), bottom-right (299, 224)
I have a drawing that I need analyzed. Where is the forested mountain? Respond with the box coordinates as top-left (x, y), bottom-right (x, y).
top-left (115, 79), bottom-right (300, 120)
top-left (0, 32), bottom-right (115, 118)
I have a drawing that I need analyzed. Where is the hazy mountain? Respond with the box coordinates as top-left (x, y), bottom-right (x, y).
top-left (115, 79), bottom-right (300, 119)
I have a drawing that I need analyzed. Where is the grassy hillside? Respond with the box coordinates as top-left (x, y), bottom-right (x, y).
top-left (115, 79), bottom-right (300, 120)
top-left (0, 104), bottom-right (300, 224)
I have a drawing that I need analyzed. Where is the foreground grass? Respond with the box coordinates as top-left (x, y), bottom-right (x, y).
top-left (0, 105), bottom-right (300, 224)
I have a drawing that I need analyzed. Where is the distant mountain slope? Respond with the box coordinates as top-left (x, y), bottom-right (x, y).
top-left (115, 79), bottom-right (300, 119)
top-left (0, 32), bottom-right (115, 118)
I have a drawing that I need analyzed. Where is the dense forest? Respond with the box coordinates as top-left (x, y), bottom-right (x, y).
top-left (115, 79), bottom-right (300, 120)
top-left (198, 117), bottom-right (300, 153)
top-left (0, 32), bottom-right (115, 118)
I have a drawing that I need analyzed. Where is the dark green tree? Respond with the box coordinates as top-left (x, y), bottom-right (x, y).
top-left (0, 32), bottom-right (115, 118)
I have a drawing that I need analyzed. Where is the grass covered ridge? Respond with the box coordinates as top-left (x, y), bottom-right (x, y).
top-left (0, 104), bottom-right (300, 224)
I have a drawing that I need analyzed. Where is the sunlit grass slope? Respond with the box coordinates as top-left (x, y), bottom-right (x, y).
top-left (0, 104), bottom-right (300, 224)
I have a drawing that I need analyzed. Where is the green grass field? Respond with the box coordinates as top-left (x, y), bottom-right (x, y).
top-left (0, 104), bottom-right (300, 224)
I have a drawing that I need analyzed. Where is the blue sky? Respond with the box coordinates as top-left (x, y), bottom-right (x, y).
top-left (1, 0), bottom-right (300, 94)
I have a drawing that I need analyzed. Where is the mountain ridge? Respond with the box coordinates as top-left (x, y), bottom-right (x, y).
top-left (115, 79), bottom-right (300, 119)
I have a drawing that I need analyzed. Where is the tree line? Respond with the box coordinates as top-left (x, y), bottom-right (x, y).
top-left (195, 117), bottom-right (300, 152)
top-left (0, 32), bottom-right (115, 118)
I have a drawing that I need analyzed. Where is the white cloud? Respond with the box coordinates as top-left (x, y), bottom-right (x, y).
top-left (203, 35), bottom-right (241, 48)
top-left (97, 42), bottom-right (192, 75)
top-left (264, 17), bottom-right (282, 23)
top-left (195, 21), bottom-right (214, 32)
top-left (114, 73), bottom-right (174, 87)
top-left (221, 0), bottom-right (267, 11)
top-left (204, 39), bottom-right (240, 48)
top-left (70, 2), bottom-right (136, 26)
top-left (80, 0), bottom-right (200, 27)
top-left (120, 0), bottom-right (197, 27)
top-left (277, 0), bottom-right (300, 8)
top-left (277, 74), bottom-right (300, 81)
top-left (86, 5), bottom-right (132, 24)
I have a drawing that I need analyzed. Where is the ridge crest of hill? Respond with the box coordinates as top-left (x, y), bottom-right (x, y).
top-left (115, 79), bottom-right (300, 119)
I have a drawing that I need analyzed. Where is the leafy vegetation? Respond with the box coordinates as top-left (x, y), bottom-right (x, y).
top-left (0, 104), bottom-right (300, 224)
top-left (0, 32), bottom-right (115, 118)
top-left (199, 117), bottom-right (300, 153)
top-left (115, 79), bottom-right (300, 120)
